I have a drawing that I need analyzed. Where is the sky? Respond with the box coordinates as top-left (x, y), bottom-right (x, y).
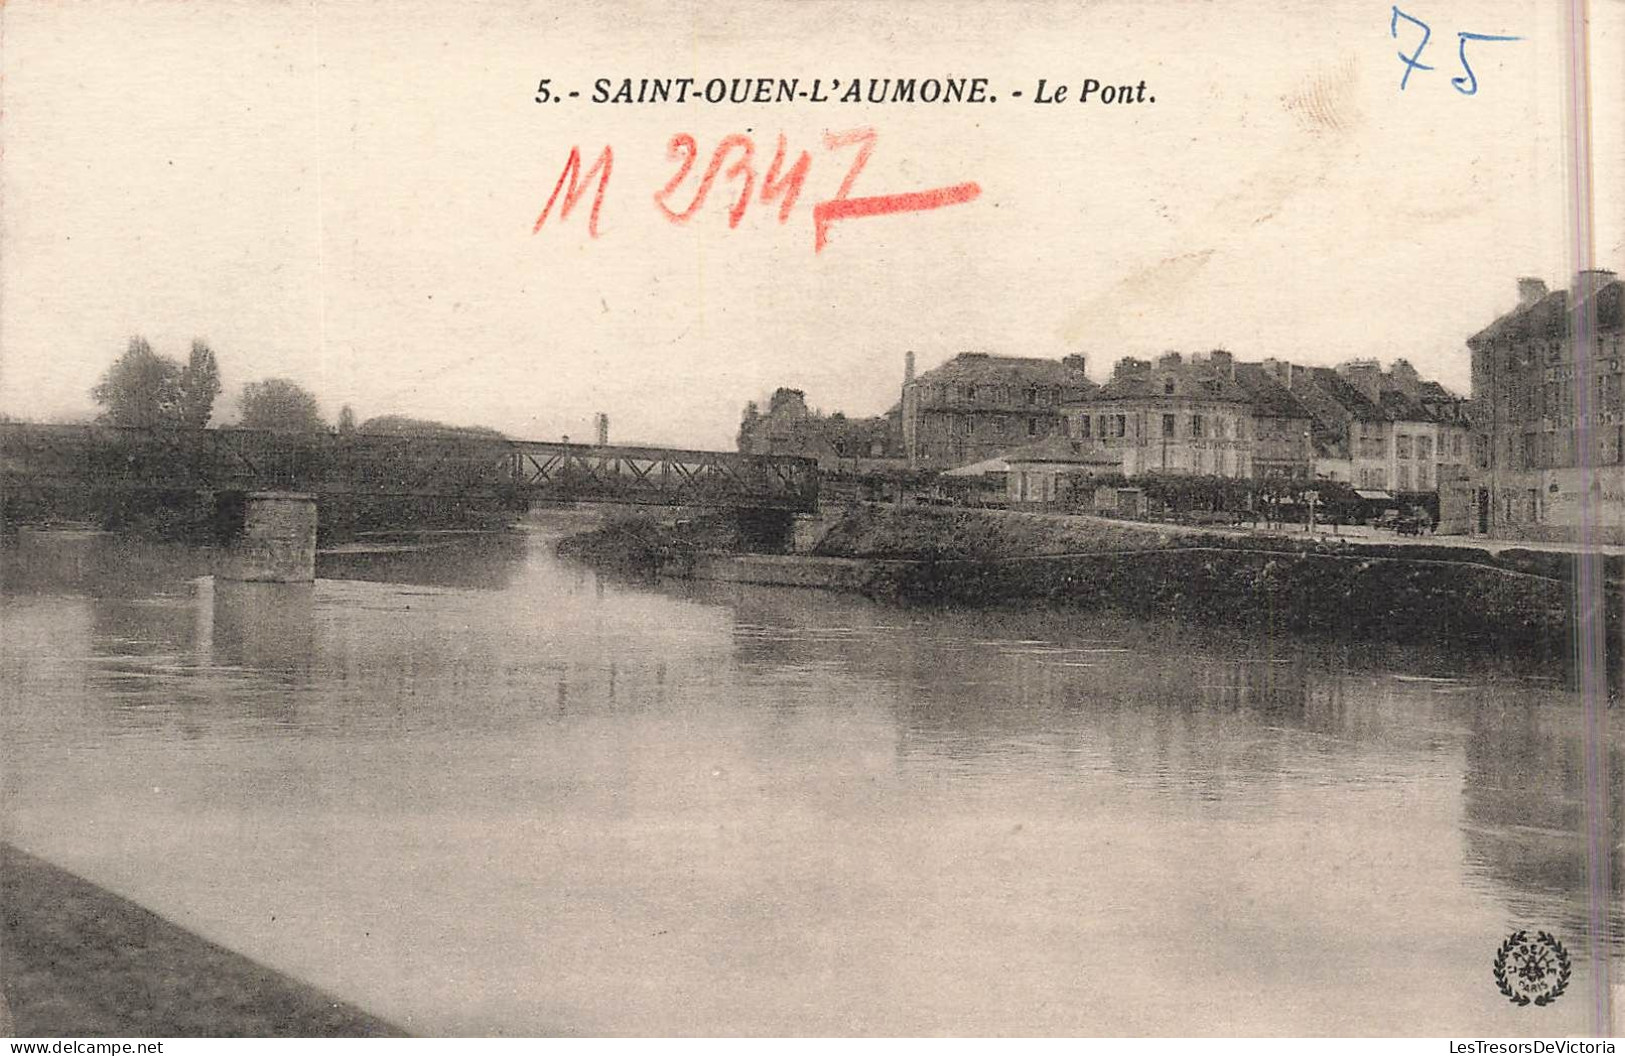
top-left (1, 0), bottom-right (1622, 450)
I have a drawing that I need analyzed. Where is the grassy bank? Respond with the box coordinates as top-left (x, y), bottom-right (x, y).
top-left (811, 505), bottom-right (1615, 648)
top-left (552, 513), bottom-right (749, 574)
top-left (1, 844), bottom-right (404, 1037)
top-left (557, 504), bottom-right (1619, 653)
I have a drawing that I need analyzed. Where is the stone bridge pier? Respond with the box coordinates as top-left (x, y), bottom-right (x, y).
top-left (729, 507), bottom-right (798, 554)
top-left (215, 491), bottom-right (318, 583)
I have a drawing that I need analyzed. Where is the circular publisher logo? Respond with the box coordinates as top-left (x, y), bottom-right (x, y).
top-left (1493, 930), bottom-right (1572, 1006)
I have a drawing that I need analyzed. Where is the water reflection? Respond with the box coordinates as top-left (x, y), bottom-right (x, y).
top-left (317, 532), bottom-right (527, 591)
top-left (1, 521), bottom-right (1618, 1036)
top-left (210, 580), bottom-right (318, 680)
top-left (1461, 699), bottom-right (1625, 943)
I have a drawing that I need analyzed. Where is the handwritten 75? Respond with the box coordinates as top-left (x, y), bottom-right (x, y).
top-left (532, 128), bottom-right (981, 253)
top-left (1390, 6), bottom-right (1521, 95)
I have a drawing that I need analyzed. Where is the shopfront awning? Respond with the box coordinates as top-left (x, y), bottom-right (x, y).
top-left (1354, 489), bottom-right (1393, 501)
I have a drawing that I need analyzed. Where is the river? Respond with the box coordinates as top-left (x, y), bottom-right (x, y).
top-left (1, 516), bottom-right (1619, 1036)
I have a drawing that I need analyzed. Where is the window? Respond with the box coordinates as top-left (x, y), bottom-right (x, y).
top-left (1396, 435), bottom-right (1412, 459)
top-left (1078, 415), bottom-right (1092, 438)
top-left (1453, 434), bottom-right (1464, 457)
top-left (1416, 435), bottom-right (1432, 461)
top-left (1162, 414), bottom-right (1176, 438)
top-left (1397, 465), bottom-right (1411, 491)
top-left (1113, 415), bottom-right (1127, 438)
top-left (1027, 418), bottom-right (1039, 437)
top-left (1163, 379), bottom-right (1176, 395)
top-left (1417, 464), bottom-right (1431, 488)
top-left (1191, 415), bottom-right (1205, 438)
top-left (1025, 388), bottom-right (1038, 406)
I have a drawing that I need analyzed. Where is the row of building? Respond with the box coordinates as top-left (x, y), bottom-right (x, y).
top-left (738, 267), bottom-right (1623, 540)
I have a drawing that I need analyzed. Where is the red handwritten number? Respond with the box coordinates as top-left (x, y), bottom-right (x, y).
top-left (656, 134), bottom-right (756, 228)
top-left (760, 134), bottom-right (811, 224)
top-left (536, 130), bottom-right (980, 250)
top-left (653, 135), bottom-right (700, 222)
top-left (813, 127), bottom-right (980, 253)
top-left (533, 146), bottom-right (614, 239)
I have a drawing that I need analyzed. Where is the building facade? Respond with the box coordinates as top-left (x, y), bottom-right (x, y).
top-left (1467, 269), bottom-right (1625, 539)
top-left (901, 352), bottom-right (1095, 469)
top-left (1287, 366), bottom-right (1393, 491)
top-left (738, 387), bottom-right (900, 471)
top-left (1061, 351), bottom-right (1254, 479)
top-left (1231, 362), bottom-right (1314, 478)
top-left (1003, 437), bottom-right (1122, 505)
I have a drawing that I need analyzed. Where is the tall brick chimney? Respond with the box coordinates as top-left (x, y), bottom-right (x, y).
top-left (904, 350), bottom-right (916, 385)
top-left (1517, 277), bottom-right (1548, 308)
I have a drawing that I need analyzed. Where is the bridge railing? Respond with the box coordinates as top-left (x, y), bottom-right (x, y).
top-left (1, 424), bottom-right (819, 511)
top-left (504, 441), bottom-right (818, 510)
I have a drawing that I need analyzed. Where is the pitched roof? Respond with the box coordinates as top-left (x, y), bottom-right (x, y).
top-left (942, 455), bottom-right (1010, 476)
top-left (1469, 278), bottom-right (1623, 345)
top-left (1000, 437), bottom-right (1123, 465)
top-left (911, 353), bottom-right (1095, 392)
top-left (1089, 361), bottom-right (1250, 403)
top-left (1231, 363), bottom-right (1313, 419)
top-left (1300, 368), bottom-right (1388, 422)
top-left (1376, 388), bottom-right (1436, 423)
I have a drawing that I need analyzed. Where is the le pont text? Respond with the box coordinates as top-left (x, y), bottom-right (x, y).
top-left (531, 128), bottom-right (981, 253)
top-left (534, 76), bottom-right (1154, 107)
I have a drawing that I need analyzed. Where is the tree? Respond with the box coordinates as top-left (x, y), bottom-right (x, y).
top-left (239, 378), bottom-right (325, 433)
top-left (356, 414), bottom-right (504, 439)
top-left (176, 340), bottom-right (222, 428)
top-left (91, 337), bottom-right (183, 427)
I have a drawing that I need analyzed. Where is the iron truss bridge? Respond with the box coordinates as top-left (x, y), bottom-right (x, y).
top-left (0, 424), bottom-right (819, 512)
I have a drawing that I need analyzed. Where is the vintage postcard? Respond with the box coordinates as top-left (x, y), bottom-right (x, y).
top-left (1, 0), bottom-right (1622, 1040)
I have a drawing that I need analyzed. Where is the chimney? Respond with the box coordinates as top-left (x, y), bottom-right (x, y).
top-left (1389, 359), bottom-right (1420, 397)
top-left (595, 412), bottom-right (609, 446)
top-left (1573, 269), bottom-right (1619, 305)
top-left (904, 350), bottom-right (916, 385)
top-left (1517, 277), bottom-right (1548, 308)
top-left (1062, 353), bottom-right (1088, 376)
top-left (1336, 359), bottom-right (1383, 401)
top-left (1156, 351), bottom-right (1183, 369)
top-left (1209, 349), bottom-right (1234, 379)
top-left (1114, 356), bottom-right (1151, 380)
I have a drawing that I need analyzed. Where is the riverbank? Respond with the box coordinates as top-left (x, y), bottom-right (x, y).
top-left (0, 843), bottom-right (404, 1037)
top-left (557, 504), bottom-right (1621, 650)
